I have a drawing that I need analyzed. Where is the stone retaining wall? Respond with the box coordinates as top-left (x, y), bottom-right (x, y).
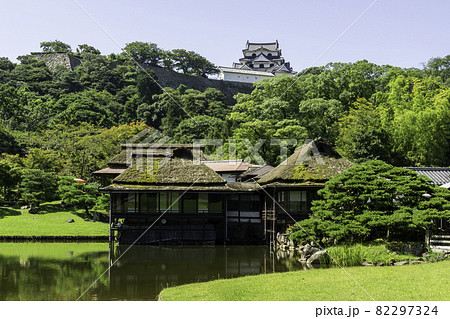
top-left (30, 53), bottom-right (254, 104)
top-left (31, 52), bottom-right (82, 72)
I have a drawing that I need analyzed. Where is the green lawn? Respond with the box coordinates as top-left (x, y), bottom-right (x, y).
top-left (159, 260), bottom-right (450, 301)
top-left (0, 201), bottom-right (109, 237)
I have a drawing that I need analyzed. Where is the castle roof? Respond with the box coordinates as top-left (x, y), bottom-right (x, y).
top-left (253, 53), bottom-right (272, 63)
top-left (245, 41), bottom-right (279, 52)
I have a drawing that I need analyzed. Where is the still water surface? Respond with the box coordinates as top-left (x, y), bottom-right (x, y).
top-left (0, 243), bottom-right (304, 300)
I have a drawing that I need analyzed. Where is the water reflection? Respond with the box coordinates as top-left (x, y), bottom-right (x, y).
top-left (0, 243), bottom-right (304, 301)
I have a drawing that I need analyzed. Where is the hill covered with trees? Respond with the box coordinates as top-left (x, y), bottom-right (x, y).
top-left (1, 39), bottom-right (449, 209)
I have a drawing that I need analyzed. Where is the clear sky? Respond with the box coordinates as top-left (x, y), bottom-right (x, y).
top-left (1, 0), bottom-right (449, 71)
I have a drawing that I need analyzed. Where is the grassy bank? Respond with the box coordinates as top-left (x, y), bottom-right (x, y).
top-left (159, 260), bottom-right (450, 301)
top-left (324, 243), bottom-right (422, 266)
top-left (0, 201), bottom-right (108, 237)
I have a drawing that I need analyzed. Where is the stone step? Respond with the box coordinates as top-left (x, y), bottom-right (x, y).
top-left (431, 235), bottom-right (450, 239)
top-left (430, 245), bottom-right (450, 251)
top-left (430, 240), bottom-right (450, 245)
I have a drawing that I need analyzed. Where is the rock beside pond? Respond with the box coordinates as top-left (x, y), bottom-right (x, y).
top-left (393, 260), bottom-right (409, 266)
top-left (298, 243), bottom-right (320, 262)
top-left (66, 218), bottom-right (75, 223)
top-left (306, 250), bottom-right (327, 265)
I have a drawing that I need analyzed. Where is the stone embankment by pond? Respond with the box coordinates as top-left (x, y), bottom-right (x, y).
top-left (275, 233), bottom-right (449, 268)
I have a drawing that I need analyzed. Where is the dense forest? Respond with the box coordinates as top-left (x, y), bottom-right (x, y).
top-left (1, 40), bottom-right (449, 208)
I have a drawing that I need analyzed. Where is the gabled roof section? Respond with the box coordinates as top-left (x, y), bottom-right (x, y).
top-left (253, 53), bottom-right (271, 63)
top-left (258, 138), bottom-right (353, 185)
top-left (203, 160), bottom-right (252, 173)
top-left (246, 40), bottom-right (279, 52)
top-left (107, 150), bottom-right (128, 166)
top-left (239, 164), bottom-right (274, 182)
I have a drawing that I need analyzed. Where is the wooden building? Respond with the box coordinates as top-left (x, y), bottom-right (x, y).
top-left (100, 139), bottom-right (352, 245)
top-left (257, 139), bottom-right (353, 244)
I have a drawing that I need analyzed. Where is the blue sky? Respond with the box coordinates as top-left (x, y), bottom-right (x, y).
top-left (1, 0), bottom-right (449, 71)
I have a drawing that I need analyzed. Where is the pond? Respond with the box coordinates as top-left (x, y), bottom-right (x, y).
top-left (0, 243), bottom-right (305, 300)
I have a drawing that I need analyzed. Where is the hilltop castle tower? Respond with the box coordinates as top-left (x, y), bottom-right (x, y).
top-left (218, 40), bottom-right (296, 83)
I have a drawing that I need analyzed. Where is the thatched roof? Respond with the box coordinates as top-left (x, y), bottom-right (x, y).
top-left (92, 167), bottom-right (126, 175)
top-left (238, 164), bottom-right (274, 182)
top-left (107, 150), bottom-right (128, 166)
top-left (113, 157), bottom-right (226, 185)
top-left (258, 138), bottom-right (353, 185)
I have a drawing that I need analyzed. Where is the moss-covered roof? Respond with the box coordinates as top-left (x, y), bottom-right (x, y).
top-left (113, 157), bottom-right (226, 185)
top-left (107, 150), bottom-right (128, 166)
top-left (258, 138), bottom-right (353, 185)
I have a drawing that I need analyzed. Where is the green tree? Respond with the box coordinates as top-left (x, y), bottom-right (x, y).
top-left (23, 148), bottom-right (66, 173)
top-left (10, 58), bottom-right (53, 95)
top-left (58, 176), bottom-right (99, 216)
top-left (40, 40), bottom-right (72, 53)
top-left (424, 55), bottom-right (450, 85)
top-left (289, 161), bottom-right (448, 243)
top-left (55, 89), bottom-right (115, 127)
top-left (0, 57), bottom-right (14, 71)
top-left (76, 44), bottom-right (101, 55)
top-left (375, 75), bottom-right (450, 166)
top-left (297, 98), bottom-right (346, 142)
top-left (0, 125), bottom-right (22, 154)
top-left (337, 99), bottom-right (394, 163)
top-left (19, 169), bottom-right (57, 208)
top-left (74, 54), bottom-right (124, 93)
top-left (173, 115), bottom-right (226, 143)
top-left (170, 49), bottom-right (217, 76)
top-left (0, 84), bottom-right (28, 130)
top-left (136, 69), bottom-right (161, 103)
top-left (0, 158), bottom-right (21, 201)
top-left (123, 41), bottom-right (163, 66)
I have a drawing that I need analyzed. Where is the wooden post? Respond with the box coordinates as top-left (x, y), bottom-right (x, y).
top-left (272, 190), bottom-right (276, 248)
top-left (109, 195), bottom-right (112, 243)
top-left (264, 198), bottom-right (267, 242)
top-left (225, 195), bottom-right (228, 243)
top-left (425, 229), bottom-right (430, 247)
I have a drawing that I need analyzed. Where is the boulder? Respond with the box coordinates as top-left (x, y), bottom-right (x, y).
top-left (306, 250), bottom-right (328, 265)
top-left (66, 218), bottom-right (75, 223)
top-left (362, 262), bottom-right (373, 267)
top-left (21, 206), bottom-right (28, 210)
top-left (29, 207), bottom-right (39, 214)
top-left (393, 260), bottom-right (409, 266)
top-left (303, 244), bottom-right (320, 258)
